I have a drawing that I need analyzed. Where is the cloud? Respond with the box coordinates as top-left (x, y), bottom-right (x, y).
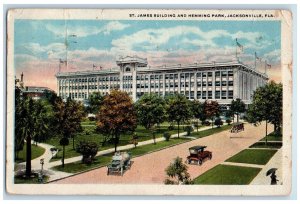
top-left (111, 25), bottom-right (267, 53)
top-left (45, 21), bottom-right (130, 38)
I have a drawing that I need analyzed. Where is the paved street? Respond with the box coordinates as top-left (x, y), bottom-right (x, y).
top-left (51, 122), bottom-right (272, 184)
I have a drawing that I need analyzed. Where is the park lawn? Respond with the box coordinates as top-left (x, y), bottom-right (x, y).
top-left (193, 164), bottom-right (261, 185)
top-left (15, 144), bottom-right (45, 163)
top-left (260, 132), bottom-right (282, 141)
top-left (249, 142), bottom-right (282, 149)
top-left (225, 149), bottom-right (277, 165)
top-left (52, 154), bottom-right (112, 173)
top-left (14, 173), bottom-right (49, 184)
top-left (51, 138), bottom-right (190, 174)
top-left (47, 125), bottom-right (185, 162)
top-left (190, 125), bottom-right (232, 138)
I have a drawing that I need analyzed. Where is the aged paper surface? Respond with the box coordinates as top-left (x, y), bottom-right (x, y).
top-left (6, 9), bottom-right (292, 195)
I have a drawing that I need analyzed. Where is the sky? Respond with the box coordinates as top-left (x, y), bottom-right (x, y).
top-left (14, 20), bottom-right (281, 91)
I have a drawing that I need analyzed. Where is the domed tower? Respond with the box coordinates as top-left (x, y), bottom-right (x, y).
top-left (116, 56), bottom-right (148, 101)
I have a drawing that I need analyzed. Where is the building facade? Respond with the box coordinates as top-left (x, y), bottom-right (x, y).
top-left (56, 56), bottom-right (268, 106)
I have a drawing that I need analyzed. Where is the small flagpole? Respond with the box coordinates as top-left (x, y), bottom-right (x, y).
top-left (265, 60), bottom-right (267, 74)
top-left (254, 52), bottom-right (257, 70)
top-left (235, 38), bottom-right (238, 59)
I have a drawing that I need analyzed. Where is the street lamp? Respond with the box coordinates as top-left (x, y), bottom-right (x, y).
top-left (40, 158), bottom-right (44, 173)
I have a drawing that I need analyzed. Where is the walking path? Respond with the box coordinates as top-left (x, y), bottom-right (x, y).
top-left (15, 125), bottom-right (212, 181)
top-left (221, 161), bottom-right (264, 169)
top-left (52, 122), bottom-right (272, 184)
top-left (250, 148), bottom-right (282, 185)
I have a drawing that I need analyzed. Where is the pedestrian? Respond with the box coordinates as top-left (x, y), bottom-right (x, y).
top-left (270, 172), bottom-right (278, 185)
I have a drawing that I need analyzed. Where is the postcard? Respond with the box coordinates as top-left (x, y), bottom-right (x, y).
top-left (6, 9), bottom-right (292, 195)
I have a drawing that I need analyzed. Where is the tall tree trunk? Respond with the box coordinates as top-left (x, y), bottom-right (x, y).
top-left (265, 121), bottom-right (268, 145)
top-left (114, 135), bottom-right (118, 152)
top-left (153, 132), bottom-right (156, 145)
top-left (177, 121), bottom-right (180, 138)
top-left (197, 121), bottom-right (199, 132)
top-left (73, 137), bottom-right (75, 150)
top-left (211, 117), bottom-right (214, 129)
top-left (62, 145), bottom-right (65, 168)
top-left (25, 137), bottom-right (32, 177)
top-left (237, 114), bottom-right (239, 123)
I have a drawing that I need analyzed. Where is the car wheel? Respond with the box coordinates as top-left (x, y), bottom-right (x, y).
top-left (198, 160), bottom-right (202, 165)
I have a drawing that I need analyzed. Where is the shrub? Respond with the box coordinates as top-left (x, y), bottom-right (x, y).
top-left (76, 141), bottom-right (99, 164)
top-left (184, 125), bottom-right (194, 136)
top-left (131, 133), bottom-right (139, 148)
top-left (214, 118), bottom-right (223, 128)
top-left (88, 116), bottom-right (96, 121)
top-left (226, 119), bottom-right (232, 125)
top-left (168, 125), bottom-right (175, 130)
top-left (202, 120), bottom-right (211, 126)
top-left (163, 132), bottom-right (171, 141)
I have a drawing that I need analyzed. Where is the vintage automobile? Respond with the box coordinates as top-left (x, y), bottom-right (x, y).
top-left (230, 122), bottom-right (244, 133)
top-left (186, 146), bottom-right (212, 165)
top-left (107, 151), bottom-right (132, 176)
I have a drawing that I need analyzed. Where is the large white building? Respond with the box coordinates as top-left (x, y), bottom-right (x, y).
top-left (56, 56), bottom-right (268, 106)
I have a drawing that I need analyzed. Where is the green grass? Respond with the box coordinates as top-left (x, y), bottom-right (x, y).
top-left (47, 125), bottom-right (185, 162)
top-left (51, 138), bottom-right (190, 173)
top-left (249, 142), bottom-right (282, 149)
top-left (52, 154), bottom-right (112, 173)
top-left (225, 149), bottom-right (277, 165)
top-left (260, 132), bottom-right (282, 141)
top-left (193, 164), bottom-right (261, 185)
top-left (14, 173), bottom-right (49, 184)
top-left (190, 125), bottom-right (232, 138)
top-left (15, 144), bottom-right (46, 163)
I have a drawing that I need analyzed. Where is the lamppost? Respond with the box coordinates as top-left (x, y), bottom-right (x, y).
top-left (40, 158), bottom-right (44, 173)
top-left (38, 158), bottom-right (44, 183)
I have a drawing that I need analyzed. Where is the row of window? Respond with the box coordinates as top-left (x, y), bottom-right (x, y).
top-left (60, 79), bottom-right (234, 91)
top-left (59, 70), bottom-right (235, 84)
top-left (136, 90), bottom-right (234, 100)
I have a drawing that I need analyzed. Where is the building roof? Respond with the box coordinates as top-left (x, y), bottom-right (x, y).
top-left (56, 58), bottom-right (268, 80)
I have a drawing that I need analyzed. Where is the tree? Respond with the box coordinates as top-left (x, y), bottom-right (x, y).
top-left (166, 94), bottom-right (192, 138)
top-left (76, 141), bottom-right (99, 164)
top-left (190, 100), bottom-right (206, 132)
top-left (164, 157), bottom-right (193, 185)
top-left (135, 93), bottom-right (165, 144)
top-left (204, 100), bottom-right (220, 129)
top-left (230, 98), bottom-right (246, 123)
top-left (54, 97), bottom-right (85, 167)
top-left (32, 99), bottom-right (55, 145)
top-left (87, 92), bottom-right (103, 114)
top-left (96, 90), bottom-right (137, 152)
top-left (247, 81), bottom-right (282, 144)
top-left (15, 87), bottom-right (24, 160)
top-left (214, 117), bottom-right (223, 128)
top-left (15, 95), bottom-right (53, 177)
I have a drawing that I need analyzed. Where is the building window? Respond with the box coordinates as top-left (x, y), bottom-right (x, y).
top-left (228, 81), bottom-right (233, 86)
top-left (222, 81), bottom-right (227, 86)
top-left (228, 91), bottom-right (233, 99)
top-left (215, 81), bottom-right (220, 86)
top-left (202, 92), bottom-right (207, 99)
top-left (222, 71), bottom-right (227, 76)
top-left (222, 91), bottom-right (227, 99)
top-left (228, 71), bottom-right (234, 76)
top-left (215, 91), bottom-right (220, 99)
top-left (208, 91), bottom-right (212, 99)
top-left (208, 72), bottom-right (212, 77)
top-left (197, 91), bottom-right (201, 99)
top-left (208, 81), bottom-right (212, 86)
top-left (215, 71), bottom-right (220, 77)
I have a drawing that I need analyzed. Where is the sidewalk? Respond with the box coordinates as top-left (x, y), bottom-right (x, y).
top-left (16, 124), bottom-right (213, 181)
top-left (250, 148), bottom-right (282, 185)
